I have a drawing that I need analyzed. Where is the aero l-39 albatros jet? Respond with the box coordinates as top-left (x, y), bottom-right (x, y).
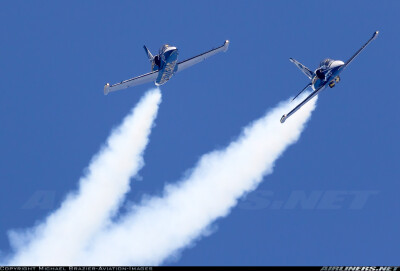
top-left (280, 31), bottom-right (379, 123)
top-left (104, 40), bottom-right (230, 95)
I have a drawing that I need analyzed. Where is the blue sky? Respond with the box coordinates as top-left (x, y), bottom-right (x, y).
top-left (0, 0), bottom-right (399, 265)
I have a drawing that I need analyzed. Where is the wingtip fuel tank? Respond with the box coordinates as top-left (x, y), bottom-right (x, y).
top-left (280, 114), bottom-right (287, 123)
top-left (223, 40), bottom-right (230, 52)
top-left (104, 83), bottom-right (110, 95)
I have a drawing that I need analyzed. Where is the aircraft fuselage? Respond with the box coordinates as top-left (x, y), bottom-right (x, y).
top-left (152, 45), bottom-right (179, 86)
top-left (311, 59), bottom-right (345, 90)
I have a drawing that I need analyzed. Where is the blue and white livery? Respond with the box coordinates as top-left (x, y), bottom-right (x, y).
top-left (104, 40), bottom-right (230, 95)
top-left (280, 31), bottom-right (379, 123)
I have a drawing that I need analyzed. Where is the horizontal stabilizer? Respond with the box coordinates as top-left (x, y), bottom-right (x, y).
top-left (292, 83), bottom-right (311, 101)
top-left (144, 45), bottom-right (154, 61)
top-left (289, 58), bottom-right (314, 80)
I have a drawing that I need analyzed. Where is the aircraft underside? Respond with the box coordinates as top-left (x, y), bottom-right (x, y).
top-left (156, 50), bottom-right (178, 86)
top-left (281, 30), bottom-right (379, 123)
top-left (104, 40), bottom-right (229, 94)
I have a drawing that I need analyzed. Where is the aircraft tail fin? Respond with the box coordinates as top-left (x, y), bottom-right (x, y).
top-left (144, 45), bottom-right (154, 61)
top-left (289, 58), bottom-right (314, 80)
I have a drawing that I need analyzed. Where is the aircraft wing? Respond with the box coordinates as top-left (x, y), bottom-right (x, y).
top-left (292, 83), bottom-right (311, 101)
top-left (104, 70), bottom-right (159, 95)
top-left (341, 31), bottom-right (379, 70)
top-left (176, 40), bottom-right (229, 73)
top-left (280, 85), bottom-right (324, 123)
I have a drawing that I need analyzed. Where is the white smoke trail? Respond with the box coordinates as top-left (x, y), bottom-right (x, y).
top-left (8, 88), bottom-right (162, 265)
top-left (78, 93), bottom-right (318, 265)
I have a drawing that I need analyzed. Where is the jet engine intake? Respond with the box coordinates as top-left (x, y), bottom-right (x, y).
top-left (316, 69), bottom-right (325, 80)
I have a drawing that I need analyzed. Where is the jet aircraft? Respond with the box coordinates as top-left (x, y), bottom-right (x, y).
top-left (104, 40), bottom-right (230, 95)
top-left (280, 31), bottom-right (379, 123)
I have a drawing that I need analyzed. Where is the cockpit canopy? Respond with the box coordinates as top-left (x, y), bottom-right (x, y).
top-left (319, 58), bottom-right (333, 68)
top-left (159, 44), bottom-right (170, 54)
